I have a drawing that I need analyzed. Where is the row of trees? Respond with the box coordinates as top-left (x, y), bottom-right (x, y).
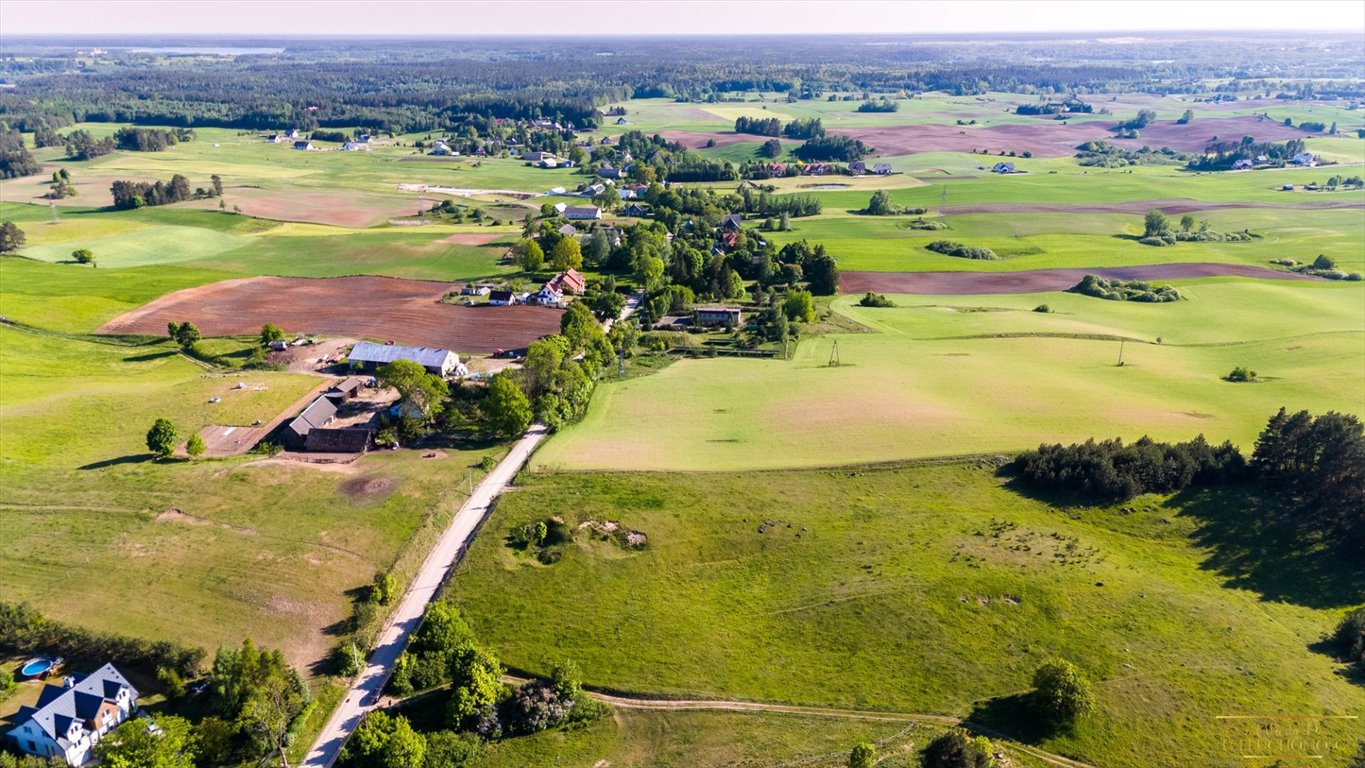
top-left (110, 173), bottom-right (221, 209)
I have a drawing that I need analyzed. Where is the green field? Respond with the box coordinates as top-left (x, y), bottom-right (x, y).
top-left (449, 465), bottom-right (1364, 768)
top-left (535, 280), bottom-right (1365, 472)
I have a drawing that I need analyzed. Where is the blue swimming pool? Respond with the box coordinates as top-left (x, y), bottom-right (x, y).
top-left (20, 658), bottom-right (54, 677)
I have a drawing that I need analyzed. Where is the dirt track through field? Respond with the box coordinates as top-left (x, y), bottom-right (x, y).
top-left (841, 263), bottom-right (1317, 295)
top-left (942, 199), bottom-right (1365, 216)
top-left (98, 275), bottom-right (563, 354)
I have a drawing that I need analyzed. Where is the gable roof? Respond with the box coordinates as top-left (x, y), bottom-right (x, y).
top-left (13, 664), bottom-right (137, 744)
top-left (348, 342), bottom-right (455, 370)
top-left (289, 396), bottom-right (337, 437)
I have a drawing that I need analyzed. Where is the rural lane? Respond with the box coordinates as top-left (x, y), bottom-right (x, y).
top-left (300, 424), bottom-right (548, 768)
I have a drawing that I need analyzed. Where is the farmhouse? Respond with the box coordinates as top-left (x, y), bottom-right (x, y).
top-left (564, 206), bottom-right (603, 221)
top-left (488, 289), bottom-right (516, 306)
top-left (694, 306), bottom-right (743, 327)
top-left (557, 223), bottom-right (578, 237)
top-left (281, 395), bottom-right (338, 450)
top-left (6, 664), bottom-right (139, 767)
top-left (992, 161), bottom-right (1016, 174)
top-left (1291, 151), bottom-right (1317, 167)
top-left (722, 213), bottom-right (743, 231)
top-left (622, 202), bottom-right (650, 217)
top-left (292, 140), bottom-right (316, 151)
top-left (849, 161), bottom-right (867, 175)
top-left (341, 141), bottom-right (369, 151)
top-left (547, 268), bottom-right (586, 295)
top-left (347, 342), bottom-right (460, 376)
top-left (872, 162), bottom-right (893, 175)
top-left (1231, 158), bottom-right (1254, 170)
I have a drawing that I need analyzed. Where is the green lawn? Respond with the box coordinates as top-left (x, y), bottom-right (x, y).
top-left (0, 320), bottom-right (500, 676)
top-left (534, 280), bottom-right (1365, 472)
top-left (449, 465), bottom-right (1365, 768)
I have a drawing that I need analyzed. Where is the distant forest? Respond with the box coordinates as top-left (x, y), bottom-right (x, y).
top-left (1, 34), bottom-right (1363, 134)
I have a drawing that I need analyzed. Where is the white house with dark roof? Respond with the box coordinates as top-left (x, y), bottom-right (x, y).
top-left (6, 664), bottom-right (139, 766)
top-left (347, 342), bottom-right (459, 377)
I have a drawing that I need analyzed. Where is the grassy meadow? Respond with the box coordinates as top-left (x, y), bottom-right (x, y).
top-left (534, 279), bottom-right (1365, 472)
top-left (449, 465), bottom-right (1364, 768)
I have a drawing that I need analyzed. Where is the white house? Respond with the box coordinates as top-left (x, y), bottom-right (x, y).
top-left (872, 162), bottom-right (893, 175)
top-left (1291, 151), bottom-right (1317, 167)
top-left (6, 664), bottom-right (139, 767)
top-left (564, 206), bottom-right (602, 220)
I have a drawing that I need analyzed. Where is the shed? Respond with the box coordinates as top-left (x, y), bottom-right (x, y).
top-left (325, 378), bottom-right (363, 404)
top-left (347, 342), bottom-right (459, 376)
top-left (282, 396), bottom-right (338, 450)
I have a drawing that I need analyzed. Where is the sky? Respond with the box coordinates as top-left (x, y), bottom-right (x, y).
top-left (2, 0), bottom-right (1363, 36)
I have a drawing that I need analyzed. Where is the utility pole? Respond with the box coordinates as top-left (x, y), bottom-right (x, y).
top-left (1117, 338), bottom-right (1126, 367)
top-left (828, 340), bottom-right (840, 367)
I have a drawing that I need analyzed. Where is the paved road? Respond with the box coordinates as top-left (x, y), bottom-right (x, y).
top-left (300, 424), bottom-right (548, 768)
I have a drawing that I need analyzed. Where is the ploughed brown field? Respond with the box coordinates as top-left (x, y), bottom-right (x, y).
top-left (840, 262), bottom-right (1317, 295)
top-left (99, 275), bottom-right (564, 353)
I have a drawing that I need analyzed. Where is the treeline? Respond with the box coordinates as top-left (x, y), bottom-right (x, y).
top-left (856, 99), bottom-right (898, 113)
top-left (113, 125), bottom-right (193, 151)
top-left (1016, 407), bottom-right (1365, 550)
top-left (1017, 100), bottom-right (1093, 115)
top-left (0, 601), bottom-right (205, 679)
top-left (734, 115), bottom-right (781, 137)
top-left (793, 135), bottom-right (871, 161)
top-left (1069, 274), bottom-right (1181, 302)
top-left (1075, 140), bottom-right (1188, 167)
top-left (110, 173), bottom-right (222, 208)
top-left (0, 127), bottom-right (40, 178)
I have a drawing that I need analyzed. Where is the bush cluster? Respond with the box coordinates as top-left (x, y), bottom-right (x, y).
top-left (1069, 274), bottom-right (1181, 302)
top-left (926, 240), bottom-right (998, 260)
top-left (1015, 435), bottom-right (1246, 500)
top-left (858, 291), bottom-right (896, 308)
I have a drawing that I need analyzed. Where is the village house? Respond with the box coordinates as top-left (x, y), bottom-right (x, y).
top-left (992, 161), bottom-right (1016, 174)
top-left (488, 289), bottom-right (517, 306)
top-left (849, 161), bottom-right (867, 175)
top-left (547, 268), bottom-right (586, 295)
top-left (281, 395), bottom-right (338, 450)
top-left (6, 664), bottom-right (139, 767)
top-left (292, 140), bottom-right (315, 151)
top-left (564, 206), bottom-right (603, 221)
top-left (622, 202), bottom-right (651, 217)
top-left (1291, 151), bottom-right (1317, 167)
top-left (347, 342), bottom-right (460, 377)
top-left (722, 213), bottom-right (743, 231)
top-left (341, 141), bottom-right (369, 151)
top-left (1231, 158), bottom-right (1254, 170)
top-left (693, 306), bottom-right (743, 327)
top-left (557, 223), bottom-right (578, 237)
top-left (872, 162), bottom-right (893, 175)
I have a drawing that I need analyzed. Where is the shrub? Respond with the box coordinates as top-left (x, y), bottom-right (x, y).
top-left (849, 742), bottom-right (876, 768)
top-left (858, 292), bottom-right (896, 308)
top-left (925, 240), bottom-right (998, 260)
top-left (1069, 274), bottom-right (1180, 302)
top-left (1332, 607), bottom-right (1365, 668)
top-left (1033, 304), bottom-right (1051, 313)
top-left (0, 602), bottom-right (204, 679)
top-left (1224, 366), bottom-right (1257, 382)
top-left (921, 729), bottom-right (993, 768)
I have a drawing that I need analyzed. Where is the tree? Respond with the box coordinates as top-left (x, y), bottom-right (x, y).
top-left (804, 248), bottom-right (839, 295)
top-left (166, 321), bottom-right (200, 349)
top-left (1177, 109), bottom-right (1194, 125)
top-left (210, 174), bottom-right (223, 196)
top-left (590, 290), bottom-right (626, 321)
top-left (0, 221), bottom-right (25, 253)
top-left (550, 237), bottom-right (583, 271)
top-left (1179, 214), bottom-right (1196, 233)
top-left (921, 729), bottom-right (993, 768)
top-left (95, 715), bottom-right (196, 768)
top-left (421, 731), bottom-right (481, 768)
top-left (636, 255), bottom-right (665, 293)
top-left (259, 323), bottom-right (285, 346)
top-left (1143, 209), bottom-right (1170, 237)
top-left (865, 189), bottom-right (896, 215)
top-left (341, 711), bottom-right (426, 768)
top-left (849, 742), bottom-right (876, 768)
top-left (480, 375), bottom-right (533, 436)
top-left (210, 639), bottom-right (310, 764)
top-left (186, 434), bottom-right (206, 460)
top-left (560, 301), bottom-right (601, 350)
top-left (784, 290), bottom-right (815, 323)
top-left (587, 229), bottom-right (610, 267)
top-left (760, 138), bottom-right (783, 158)
top-left (146, 418), bottom-right (179, 459)
top-left (373, 570), bottom-right (398, 605)
top-left (1031, 659), bottom-right (1096, 727)
top-left (517, 239), bottom-right (544, 271)
top-left (379, 359), bottom-right (449, 422)
top-left (71, 248), bottom-right (95, 266)
top-left (448, 647), bottom-right (504, 725)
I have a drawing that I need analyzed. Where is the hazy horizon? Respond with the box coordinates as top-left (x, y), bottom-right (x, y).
top-left (3, 0), bottom-right (1362, 37)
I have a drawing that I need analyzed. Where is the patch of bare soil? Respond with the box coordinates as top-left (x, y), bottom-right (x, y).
top-left (840, 263), bottom-right (1318, 295)
top-left (97, 275), bottom-right (564, 355)
top-left (656, 130), bottom-right (756, 149)
top-left (339, 476), bottom-right (396, 499)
